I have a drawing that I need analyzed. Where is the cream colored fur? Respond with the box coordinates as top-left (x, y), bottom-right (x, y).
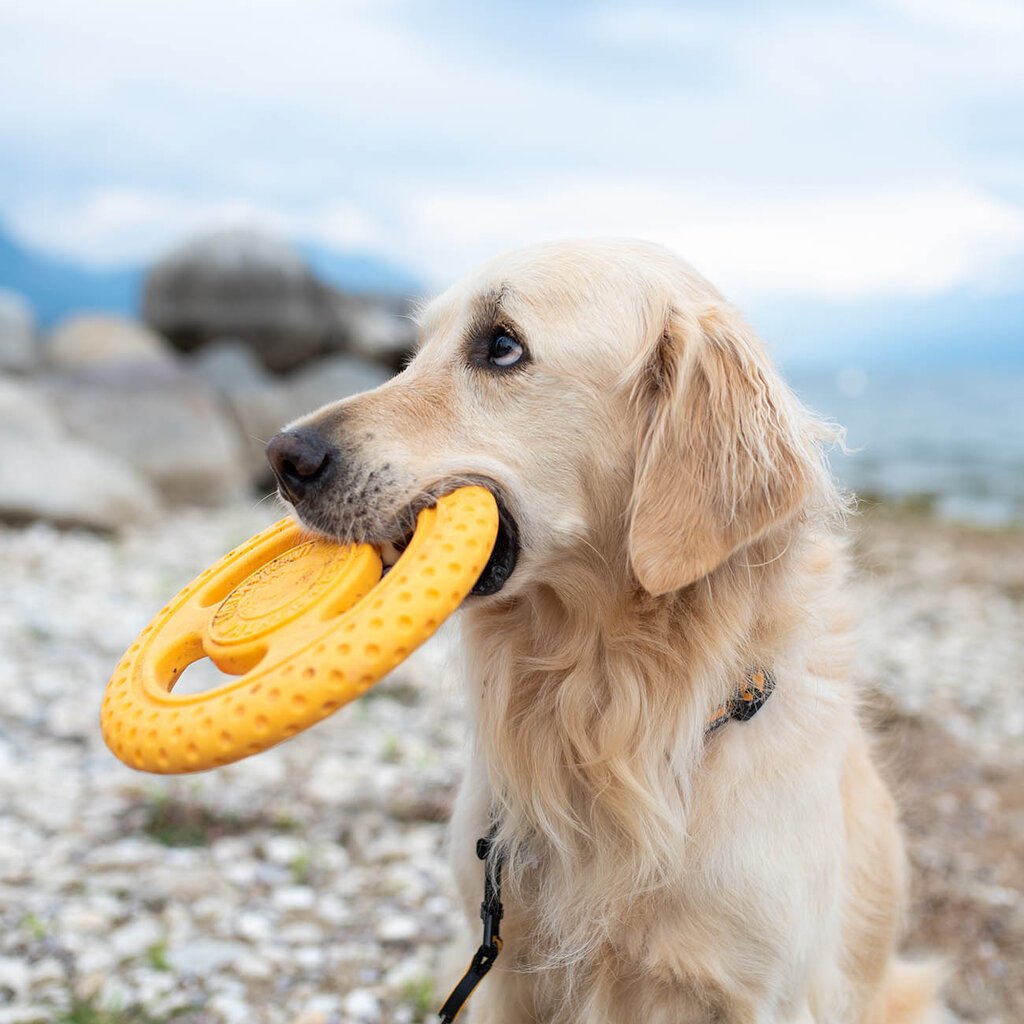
top-left (294, 240), bottom-right (943, 1023)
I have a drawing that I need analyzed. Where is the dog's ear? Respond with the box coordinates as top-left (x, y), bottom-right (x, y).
top-left (628, 304), bottom-right (820, 595)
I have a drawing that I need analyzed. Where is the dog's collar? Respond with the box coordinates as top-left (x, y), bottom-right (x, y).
top-left (705, 667), bottom-right (776, 736)
top-left (438, 667), bottom-right (776, 1022)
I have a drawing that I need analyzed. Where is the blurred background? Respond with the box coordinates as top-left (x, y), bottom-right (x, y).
top-left (0, 2), bottom-right (1020, 1023)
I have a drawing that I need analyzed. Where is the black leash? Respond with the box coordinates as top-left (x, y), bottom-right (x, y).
top-left (436, 667), bottom-right (775, 1021)
top-left (438, 824), bottom-right (504, 1023)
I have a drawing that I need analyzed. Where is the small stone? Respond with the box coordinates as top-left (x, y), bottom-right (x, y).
top-left (264, 835), bottom-right (306, 865)
top-left (385, 960), bottom-right (433, 990)
top-left (209, 994), bottom-right (249, 1024)
top-left (303, 994), bottom-right (340, 1017)
top-left (314, 894), bottom-right (351, 926)
top-left (166, 939), bottom-right (244, 976)
top-left (235, 910), bottom-right (274, 942)
top-left (0, 957), bottom-right (30, 999)
top-left (192, 895), bottom-right (232, 923)
top-left (377, 916), bottom-right (419, 943)
top-left (223, 861), bottom-right (260, 887)
top-left (235, 956), bottom-right (273, 980)
top-left (98, 978), bottom-right (132, 1012)
top-left (273, 885), bottom-right (316, 911)
top-left (72, 942), bottom-right (113, 974)
top-left (133, 969), bottom-right (176, 1009)
top-left (110, 917), bottom-right (163, 960)
top-left (28, 959), bottom-right (64, 988)
top-left (73, 971), bottom-right (105, 1002)
top-left (0, 1008), bottom-right (53, 1024)
top-left (293, 946), bottom-right (326, 971)
top-left (343, 989), bottom-right (380, 1021)
top-left (279, 921), bottom-right (324, 945)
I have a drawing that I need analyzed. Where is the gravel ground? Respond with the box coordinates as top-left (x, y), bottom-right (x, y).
top-left (0, 505), bottom-right (1020, 1024)
top-left (850, 511), bottom-right (1024, 1024)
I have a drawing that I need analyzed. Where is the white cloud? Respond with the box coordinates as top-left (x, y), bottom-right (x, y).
top-left (0, 0), bottom-right (563, 140)
top-left (404, 180), bottom-right (1024, 300)
top-left (9, 178), bottom-right (1024, 304)
top-left (2, 1), bottom-right (1022, 305)
top-left (300, 204), bottom-right (384, 252)
top-left (8, 188), bottom-right (390, 266)
top-left (886, 0), bottom-right (1024, 34)
top-left (8, 191), bottom-right (292, 265)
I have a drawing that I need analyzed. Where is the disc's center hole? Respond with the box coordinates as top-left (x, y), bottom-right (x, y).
top-left (172, 657), bottom-right (247, 695)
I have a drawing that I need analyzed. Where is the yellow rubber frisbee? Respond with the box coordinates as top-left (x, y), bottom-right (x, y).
top-left (101, 487), bottom-right (499, 774)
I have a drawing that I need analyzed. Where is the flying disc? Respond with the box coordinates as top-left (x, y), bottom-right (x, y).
top-left (101, 487), bottom-right (499, 774)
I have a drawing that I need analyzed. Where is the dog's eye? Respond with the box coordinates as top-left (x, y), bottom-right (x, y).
top-left (488, 333), bottom-right (524, 368)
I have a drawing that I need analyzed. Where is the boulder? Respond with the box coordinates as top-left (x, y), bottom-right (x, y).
top-left (189, 339), bottom-right (290, 484)
top-left (328, 293), bottom-right (418, 371)
top-left (46, 314), bottom-right (175, 370)
top-left (0, 289), bottom-right (37, 373)
top-left (0, 376), bottom-right (158, 530)
top-left (189, 336), bottom-right (269, 393)
top-left (0, 373), bottom-right (60, 439)
top-left (47, 362), bottom-right (251, 505)
top-left (143, 229), bottom-right (342, 372)
top-left (282, 353), bottom-right (392, 422)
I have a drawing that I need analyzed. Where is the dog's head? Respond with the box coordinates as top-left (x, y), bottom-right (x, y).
top-left (267, 239), bottom-right (837, 599)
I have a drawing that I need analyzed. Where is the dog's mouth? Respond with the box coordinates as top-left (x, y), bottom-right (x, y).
top-left (379, 488), bottom-right (520, 597)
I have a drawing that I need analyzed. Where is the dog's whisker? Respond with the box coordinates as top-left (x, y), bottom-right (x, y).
top-left (252, 489), bottom-right (280, 508)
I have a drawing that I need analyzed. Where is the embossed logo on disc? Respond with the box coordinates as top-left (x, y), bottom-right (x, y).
top-left (208, 542), bottom-right (346, 644)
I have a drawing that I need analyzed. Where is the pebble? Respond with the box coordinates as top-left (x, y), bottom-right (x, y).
top-left (264, 835), bottom-right (307, 865)
top-left (342, 989), bottom-right (380, 1021)
top-left (303, 993), bottom-right (341, 1016)
top-left (110, 918), bottom-right (163, 960)
top-left (166, 939), bottom-right (246, 976)
top-left (236, 911), bottom-right (275, 942)
top-left (272, 886), bottom-right (317, 912)
top-left (0, 1009), bottom-right (53, 1024)
top-left (0, 506), bottom-right (1019, 1022)
top-left (376, 916), bottom-right (419, 943)
top-left (0, 957), bottom-right (30, 999)
top-left (209, 993), bottom-right (250, 1024)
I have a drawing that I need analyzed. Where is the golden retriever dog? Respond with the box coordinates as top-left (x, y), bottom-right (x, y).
top-left (266, 240), bottom-right (941, 1023)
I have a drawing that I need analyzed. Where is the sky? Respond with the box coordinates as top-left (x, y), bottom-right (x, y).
top-left (0, 0), bottom-right (1022, 358)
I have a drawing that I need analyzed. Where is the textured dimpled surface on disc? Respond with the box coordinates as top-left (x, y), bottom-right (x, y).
top-left (100, 487), bottom-right (499, 774)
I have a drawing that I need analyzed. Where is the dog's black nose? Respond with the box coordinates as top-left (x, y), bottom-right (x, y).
top-left (266, 429), bottom-right (331, 503)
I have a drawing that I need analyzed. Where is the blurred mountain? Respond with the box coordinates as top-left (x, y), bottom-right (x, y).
top-left (0, 223), bottom-right (424, 327)
top-left (751, 289), bottom-right (1024, 368)
top-left (0, 224), bottom-right (141, 325)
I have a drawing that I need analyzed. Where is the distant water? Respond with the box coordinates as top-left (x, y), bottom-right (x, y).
top-left (788, 367), bottom-right (1023, 526)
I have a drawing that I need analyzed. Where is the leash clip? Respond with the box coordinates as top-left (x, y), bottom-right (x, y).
top-left (438, 826), bottom-right (505, 1022)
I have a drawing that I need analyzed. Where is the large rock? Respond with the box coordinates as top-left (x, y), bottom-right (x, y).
top-left (0, 376), bottom-right (158, 529)
top-left (46, 314), bottom-right (175, 370)
top-left (328, 294), bottom-right (418, 371)
top-left (189, 336), bottom-right (269, 393)
top-left (0, 373), bottom-right (59, 439)
top-left (282, 353), bottom-right (392, 422)
top-left (143, 229), bottom-right (343, 372)
top-left (189, 339), bottom-right (290, 484)
top-left (47, 362), bottom-right (251, 505)
top-left (0, 289), bottom-right (37, 373)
